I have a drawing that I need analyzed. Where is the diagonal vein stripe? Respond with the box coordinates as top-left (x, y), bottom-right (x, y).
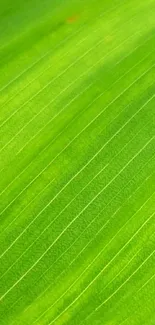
top-left (1, 2), bottom-right (155, 325)
top-left (1, 62), bottom-right (154, 218)
top-left (138, 272), bottom-right (155, 293)
top-left (0, 131), bottom-right (154, 302)
top-left (95, 241), bottom-right (155, 311)
top-left (0, 0), bottom-right (123, 119)
top-left (31, 159), bottom-right (155, 308)
top-left (0, 177), bottom-right (55, 236)
top-left (7, 163), bottom-right (155, 323)
top-left (0, 27), bottom-right (154, 187)
top-left (0, 0), bottom-right (122, 96)
top-left (1, 92), bottom-right (154, 261)
top-left (112, 250), bottom-right (155, 325)
top-left (0, 91), bottom-right (128, 237)
top-left (0, 24), bottom-right (84, 97)
top-left (0, 162), bottom-right (108, 273)
top-left (12, 159), bottom-right (155, 323)
top-left (0, 35), bottom-right (152, 197)
top-left (80, 212), bottom-right (155, 324)
top-left (0, 4), bottom-right (146, 138)
top-left (39, 198), bottom-right (155, 325)
top-left (6, 30), bottom-right (153, 159)
top-left (0, 14), bottom-right (117, 131)
top-left (0, 29), bottom-right (142, 155)
top-left (0, 8), bottom-right (144, 156)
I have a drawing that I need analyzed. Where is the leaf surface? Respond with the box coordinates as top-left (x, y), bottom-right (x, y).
top-left (0, 0), bottom-right (155, 325)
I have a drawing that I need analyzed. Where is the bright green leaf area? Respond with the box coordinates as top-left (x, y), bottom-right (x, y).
top-left (0, 0), bottom-right (155, 324)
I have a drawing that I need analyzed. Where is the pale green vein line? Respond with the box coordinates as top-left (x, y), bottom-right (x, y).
top-left (1, 63), bottom-right (154, 219)
top-left (0, 5), bottom-right (142, 132)
top-left (0, 1), bottom-right (121, 97)
top-left (1, 92), bottom-right (154, 261)
top-left (81, 212), bottom-right (155, 324)
top-left (14, 158), bottom-right (155, 323)
top-left (37, 194), bottom-right (155, 325)
top-left (0, 33), bottom-right (150, 193)
top-left (0, 133), bottom-right (154, 302)
top-left (0, 30), bottom-right (141, 155)
top-left (0, 163), bottom-right (108, 275)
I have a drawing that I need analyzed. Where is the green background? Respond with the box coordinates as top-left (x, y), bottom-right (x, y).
top-left (0, 0), bottom-right (155, 324)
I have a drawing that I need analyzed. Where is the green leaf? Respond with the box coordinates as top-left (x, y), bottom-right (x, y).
top-left (0, 0), bottom-right (155, 324)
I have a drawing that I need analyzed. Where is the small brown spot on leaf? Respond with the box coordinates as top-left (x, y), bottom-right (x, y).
top-left (66, 14), bottom-right (79, 24)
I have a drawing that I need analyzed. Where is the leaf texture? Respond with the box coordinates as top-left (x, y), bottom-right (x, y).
top-left (0, 0), bottom-right (155, 324)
